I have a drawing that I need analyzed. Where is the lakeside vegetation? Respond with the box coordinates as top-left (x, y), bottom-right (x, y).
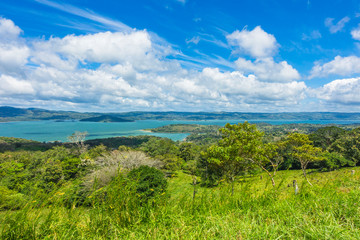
top-left (1, 122), bottom-right (360, 239)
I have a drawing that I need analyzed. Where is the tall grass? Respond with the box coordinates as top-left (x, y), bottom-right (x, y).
top-left (1, 168), bottom-right (360, 239)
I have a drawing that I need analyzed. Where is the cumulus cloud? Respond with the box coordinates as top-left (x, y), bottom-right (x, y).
top-left (351, 24), bottom-right (360, 40)
top-left (31, 31), bottom-right (166, 71)
top-left (226, 26), bottom-right (299, 83)
top-left (325, 16), bottom-right (350, 34)
top-left (0, 17), bottom-right (22, 40)
top-left (199, 68), bottom-right (306, 104)
top-left (0, 75), bottom-right (34, 95)
top-left (0, 44), bottom-right (30, 74)
top-left (0, 17), bottom-right (308, 112)
top-left (0, 18), bottom-right (29, 75)
top-left (310, 56), bottom-right (360, 78)
top-left (316, 77), bottom-right (360, 104)
top-left (227, 26), bottom-right (278, 58)
top-left (235, 57), bottom-right (300, 82)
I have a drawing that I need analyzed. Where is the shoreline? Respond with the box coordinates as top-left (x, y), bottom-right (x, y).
top-left (139, 129), bottom-right (153, 133)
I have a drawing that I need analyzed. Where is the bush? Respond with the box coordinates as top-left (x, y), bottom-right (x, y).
top-left (315, 152), bottom-right (353, 171)
top-left (127, 166), bottom-right (167, 201)
top-left (0, 186), bottom-right (27, 210)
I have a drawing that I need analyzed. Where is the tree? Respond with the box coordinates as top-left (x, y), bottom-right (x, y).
top-left (329, 128), bottom-right (360, 166)
top-left (68, 131), bottom-right (88, 154)
top-left (251, 142), bottom-right (282, 187)
top-left (285, 133), bottom-right (323, 185)
top-left (309, 126), bottom-right (346, 150)
top-left (203, 122), bottom-right (272, 193)
top-left (178, 142), bottom-right (199, 162)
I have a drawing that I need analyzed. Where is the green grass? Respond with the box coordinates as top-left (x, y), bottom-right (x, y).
top-left (1, 167), bottom-right (360, 239)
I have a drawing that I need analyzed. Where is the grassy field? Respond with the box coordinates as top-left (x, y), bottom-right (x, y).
top-left (1, 167), bottom-right (360, 239)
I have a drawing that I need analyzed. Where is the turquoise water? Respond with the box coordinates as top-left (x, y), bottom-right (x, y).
top-left (1, 119), bottom-right (360, 142)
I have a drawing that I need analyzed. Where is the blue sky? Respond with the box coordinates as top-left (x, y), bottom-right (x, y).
top-left (0, 0), bottom-right (360, 112)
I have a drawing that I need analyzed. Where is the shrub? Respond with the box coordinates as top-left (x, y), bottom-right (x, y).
top-left (82, 150), bottom-right (163, 191)
top-left (315, 152), bottom-right (353, 171)
top-left (0, 186), bottom-right (27, 210)
top-left (127, 166), bottom-right (167, 201)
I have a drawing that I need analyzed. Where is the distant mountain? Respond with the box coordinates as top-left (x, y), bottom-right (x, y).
top-left (0, 106), bottom-right (97, 122)
top-left (0, 106), bottom-right (28, 117)
top-left (1, 106), bottom-right (360, 122)
top-left (80, 115), bottom-right (134, 122)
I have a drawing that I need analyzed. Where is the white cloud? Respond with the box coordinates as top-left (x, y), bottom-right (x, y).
top-left (325, 16), bottom-right (350, 34)
top-left (0, 17), bottom-right (308, 112)
top-left (32, 31), bottom-right (163, 71)
top-left (310, 56), bottom-right (360, 78)
top-left (351, 24), bottom-right (360, 40)
top-left (0, 18), bottom-right (29, 75)
top-left (186, 36), bottom-right (200, 45)
top-left (227, 26), bottom-right (278, 58)
top-left (0, 44), bottom-right (30, 74)
top-left (316, 77), bottom-right (360, 104)
top-left (0, 17), bottom-right (22, 40)
top-left (199, 68), bottom-right (306, 104)
top-left (35, 0), bottom-right (132, 32)
top-left (0, 75), bottom-right (34, 95)
top-left (302, 30), bottom-right (322, 40)
top-left (226, 27), bottom-right (299, 83)
top-left (235, 57), bottom-right (300, 82)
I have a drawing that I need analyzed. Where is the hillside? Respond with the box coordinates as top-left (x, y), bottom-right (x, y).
top-left (2, 106), bottom-right (360, 122)
top-left (79, 115), bottom-right (134, 122)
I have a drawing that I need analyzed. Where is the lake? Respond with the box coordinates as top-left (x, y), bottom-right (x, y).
top-left (1, 119), bottom-right (360, 142)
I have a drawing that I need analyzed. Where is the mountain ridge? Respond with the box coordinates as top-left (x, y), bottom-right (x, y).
top-left (2, 106), bottom-right (360, 122)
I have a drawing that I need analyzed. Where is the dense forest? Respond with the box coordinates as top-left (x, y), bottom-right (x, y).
top-left (1, 122), bottom-right (360, 239)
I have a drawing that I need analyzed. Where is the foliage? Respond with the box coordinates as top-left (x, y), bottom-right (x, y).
top-left (85, 135), bottom-right (154, 149)
top-left (140, 138), bottom-right (179, 157)
top-left (284, 133), bottom-right (323, 185)
top-left (315, 151), bottom-right (352, 171)
top-left (202, 122), bottom-right (265, 188)
top-left (82, 149), bottom-right (162, 191)
top-left (147, 124), bottom-right (221, 133)
top-left (178, 142), bottom-right (199, 162)
top-left (0, 186), bottom-right (27, 210)
top-left (1, 124), bottom-right (360, 238)
top-left (68, 131), bottom-right (88, 154)
top-left (1, 168), bottom-right (360, 239)
top-left (329, 127), bottom-right (360, 166)
top-left (309, 126), bottom-right (346, 150)
top-left (127, 165), bottom-right (167, 201)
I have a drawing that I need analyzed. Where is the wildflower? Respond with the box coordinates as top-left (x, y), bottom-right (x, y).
top-left (150, 188), bottom-right (154, 191)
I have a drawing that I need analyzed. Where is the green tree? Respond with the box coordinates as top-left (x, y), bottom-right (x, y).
top-left (178, 142), bottom-right (199, 162)
top-left (203, 122), bottom-right (270, 193)
top-left (140, 138), bottom-right (179, 157)
top-left (252, 142), bottom-right (282, 186)
top-left (329, 128), bottom-right (360, 166)
top-left (285, 133), bottom-right (323, 185)
top-left (309, 126), bottom-right (346, 150)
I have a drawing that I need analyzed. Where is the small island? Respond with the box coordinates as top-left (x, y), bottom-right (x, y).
top-left (144, 124), bottom-right (221, 133)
